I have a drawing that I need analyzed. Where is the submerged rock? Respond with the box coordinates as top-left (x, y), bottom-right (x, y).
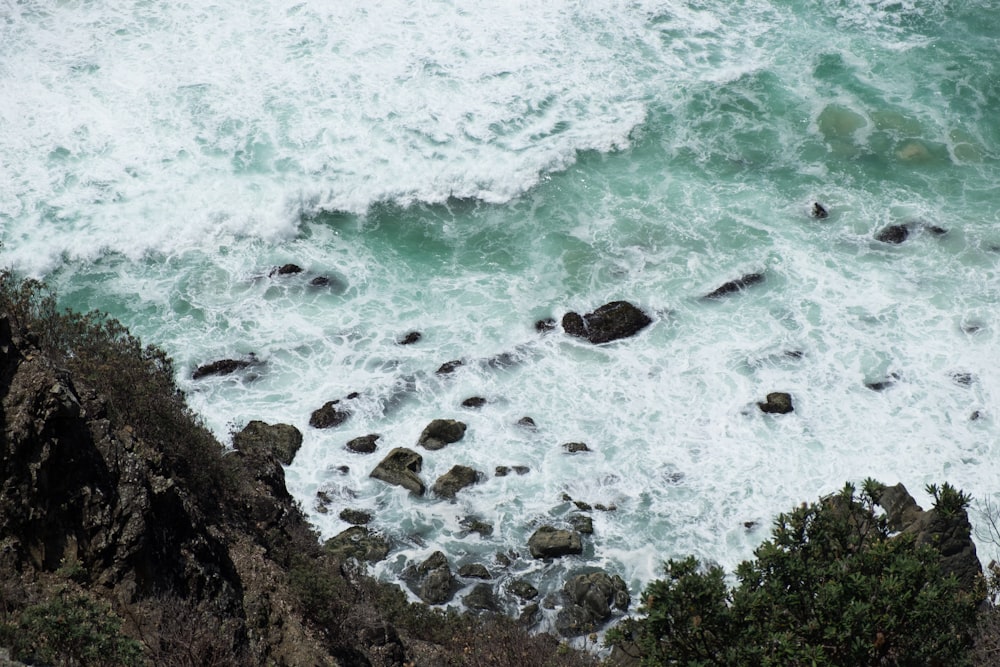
top-left (233, 420), bottom-right (303, 465)
top-left (461, 396), bottom-right (487, 409)
top-left (398, 331), bottom-right (422, 345)
top-left (562, 301), bottom-right (652, 344)
top-left (703, 273), bottom-right (765, 299)
top-left (339, 508), bottom-right (373, 525)
top-left (417, 419), bottom-right (467, 450)
top-left (192, 357), bottom-right (257, 380)
top-left (436, 359), bottom-right (465, 375)
top-left (535, 318), bottom-right (557, 333)
top-left (271, 263), bottom-right (303, 276)
top-left (811, 202), bottom-right (829, 219)
top-left (875, 224), bottom-right (910, 244)
top-left (309, 399), bottom-right (351, 429)
top-left (563, 442), bottom-right (590, 453)
top-left (432, 465), bottom-right (483, 499)
top-left (369, 447), bottom-right (426, 496)
top-left (528, 526), bottom-right (583, 559)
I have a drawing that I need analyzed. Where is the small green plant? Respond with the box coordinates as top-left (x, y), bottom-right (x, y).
top-left (927, 482), bottom-right (973, 518)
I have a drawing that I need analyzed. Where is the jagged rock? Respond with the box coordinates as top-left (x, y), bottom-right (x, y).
top-left (516, 416), bottom-right (537, 429)
top-left (417, 419), bottom-right (467, 451)
top-left (568, 514), bottom-right (594, 535)
top-left (233, 420), bottom-right (303, 465)
top-left (271, 263), bottom-right (303, 276)
top-left (407, 551), bottom-right (458, 605)
top-left (563, 442), bottom-right (590, 453)
top-left (432, 465), bottom-right (482, 499)
top-left (811, 202), bottom-right (829, 219)
top-left (562, 301), bottom-right (652, 344)
top-left (758, 392), bottom-right (794, 414)
top-left (339, 509), bottom-right (373, 525)
top-left (464, 583), bottom-right (500, 612)
top-left (459, 517), bottom-right (494, 537)
top-left (458, 564), bottom-right (492, 580)
top-left (555, 571), bottom-right (629, 637)
top-left (436, 359), bottom-right (464, 375)
top-left (925, 224), bottom-right (948, 236)
top-left (509, 579), bottom-right (539, 601)
top-left (495, 466), bottom-right (510, 477)
top-left (535, 318), bottom-right (557, 333)
top-left (369, 448), bottom-right (425, 496)
top-left (309, 399), bottom-right (351, 429)
top-left (875, 224), bottom-right (910, 244)
top-left (703, 273), bottom-right (765, 299)
top-left (461, 396), bottom-right (487, 408)
top-left (528, 527), bottom-right (583, 559)
top-left (398, 331), bottom-right (421, 345)
top-left (346, 433), bottom-right (380, 454)
top-left (192, 357), bottom-right (255, 380)
top-left (325, 526), bottom-right (390, 563)
top-left (876, 483), bottom-right (982, 591)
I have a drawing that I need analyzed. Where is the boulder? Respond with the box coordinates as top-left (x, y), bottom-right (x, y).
top-left (528, 526), bottom-right (583, 559)
top-left (271, 263), bottom-right (303, 276)
top-left (461, 396), bottom-right (487, 409)
top-left (563, 442), bottom-right (590, 453)
top-left (459, 517), bottom-right (494, 537)
top-left (369, 448), bottom-right (425, 496)
top-left (417, 419), bottom-right (467, 451)
top-left (703, 273), bottom-right (765, 299)
top-left (535, 318), bottom-right (557, 333)
top-left (346, 433), bottom-right (380, 454)
top-left (509, 579), bottom-right (539, 601)
top-left (192, 357), bottom-right (256, 380)
top-left (463, 583), bottom-right (500, 613)
top-left (758, 392), bottom-right (793, 414)
top-left (232, 421), bottom-right (303, 465)
top-left (432, 465), bottom-right (482, 499)
top-left (309, 400), bottom-right (351, 429)
top-left (555, 571), bottom-right (629, 637)
top-left (875, 224), bottom-right (910, 244)
top-left (562, 301), bottom-right (652, 344)
top-left (568, 514), bottom-right (594, 535)
top-left (516, 416), bottom-right (537, 430)
top-left (458, 564), bottom-right (492, 580)
top-left (436, 359), bottom-right (464, 375)
top-left (407, 551), bottom-right (458, 605)
top-left (324, 526), bottom-right (390, 563)
top-left (338, 509), bottom-right (373, 525)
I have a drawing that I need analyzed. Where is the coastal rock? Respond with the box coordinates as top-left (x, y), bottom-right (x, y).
top-left (568, 514), bottom-right (594, 535)
top-left (461, 396), bottom-right (487, 408)
top-left (535, 318), bottom-right (557, 333)
top-left (369, 448), bottom-right (426, 496)
top-left (270, 263), bottom-right (303, 276)
top-left (192, 356), bottom-right (256, 380)
top-left (562, 301), bottom-right (652, 344)
top-left (875, 224), bottom-right (910, 244)
top-left (325, 526), bottom-right (390, 563)
top-left (436, 359), bottom-right (465, 375)
top-left (510, 579), bottom-right (539, 601)
top-left (417, 419), bottom-right (467, 451)
top-left (703, 273), bottom-right (765, 299)
top-left (338, 508), bottom-right (373, 525)
top-left (232, 420), bottom-right (303, 466)
top-left (758, 391), bottom-right (794, 414)
top-left (563, 442), bottom-right (590, 453)
top-left (407, 551), bottom-right (458, 605)
top-left (528, 526), bottom-right (583, 559)
top-left (516, 416), bottom-right (537, 430)
top-left (555, 571), bottom-right (629, 637)
top-left (309, 399), bottom-right (351, 429)
top-left (431, 465), bottom-right (483, 499)
top-left (398, 331), bottom-right (421, 345)
top-left (463, 583), bottom-right (500, 613)
top-left (458, 563), bottom-right (492, 580)
top-left (811, 202), bottom-right (829, 219)
top-left (346, 433), bottom-right (380, 454)
top-left (459, 517), bottom-right (494, 537)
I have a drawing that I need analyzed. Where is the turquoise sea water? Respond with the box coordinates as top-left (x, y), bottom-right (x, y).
top-left (2, 0), bottom-right (1000, 627)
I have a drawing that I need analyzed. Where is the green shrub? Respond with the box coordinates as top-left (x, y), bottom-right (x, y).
top-left (8, 589), bottom-right (144, 666)
top-left (609, 481), bottom-right (981, 666)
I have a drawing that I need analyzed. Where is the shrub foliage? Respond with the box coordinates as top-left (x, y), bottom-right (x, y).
top-left (609, 480), bottom-right (981, 666)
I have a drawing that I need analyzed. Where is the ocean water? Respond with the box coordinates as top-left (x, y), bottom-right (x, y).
top-left (3, 0), bottom-right (1000, 626)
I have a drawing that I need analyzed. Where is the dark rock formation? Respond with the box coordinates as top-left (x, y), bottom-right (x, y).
top-left (876, 483), bottom-right (981, 591)
top-left (516, 416), bottom-right (537, 430)
top-left (233, 420), bottom-right (303, 465)
top-left (555, 571), bottom-right (629, 637)
top-left (461, 396), bottom-right (487, 408)
top-left (703, 273), bottom-right (765, 299)
top-left (436, 359), bottom-right (465, 375)
top-left (406, 552), bottom-right (458, 605)
top-left (325, 526), bottom-right (390, 563)
top-left (369, 448), bottom-right (426, 495)
top-left (528, 527), bottom-right (583, 559)
top-left (568, 514), bottom-right (594, 535)
top-left (510, 579), bottom-right (539, 601)
top-left (417, 419), bottom-right (467, 451)
top-left (535, 318), bottom-right (557, 333)
top-left (431, 465), bottom-right (483, 499)
top-left (271, 263), bottom-right (303, 276)
top-left (458, 564), bottom-right (492, 580)
top-left (192, 356), bottom-right (256, 380)
top-left (309, 399), bottom-right (351, 429)
top-left (811, 202), bottom-right (829, 219)
top-left (463, 583), bottom-right (500, 613)
top-left (339, 509), bottom-right (373, 525)
top-left (346, 433), bottom-right (380, 454)
top-left (758, 392), bottom-right (794, 414)
top-left (398, 331), bottom-right (421, 345)
top-left (562, 301), bottom-right (652, 344)
top-left (875, 224), bottom-right (910, 244)
top-left (563, 442), bottom-right (590, 453)
top-left (459, 517), bottom-right (494, 537)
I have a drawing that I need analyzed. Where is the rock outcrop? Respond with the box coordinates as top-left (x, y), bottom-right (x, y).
top-left (431, 465), bottom-right (483, 499)
top-left (703, 273), bottom-right (765, 299)
top-left (233, 420), bottom-right (303, 465)
top-left (562, 301), bottom-right (652, 344)
top-left (417, 419), bottom-right (467, 450)
top-left (528, 527), bottom-right (583, 559)
top-left (555, 571), bottom-right (630, 637)
top-left (370, 447), bottom-right (426, 495)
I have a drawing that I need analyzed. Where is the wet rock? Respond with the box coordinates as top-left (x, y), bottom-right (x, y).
top-left (431, 465), bottom-right (482, 499)
top-left (309, 400), bottom-right (351, 429)
top-left (459, 517), bottom-right (494, 537)
top-left (703, 273), bottom-right (765, 299)
top-left (568, 514), bottom-right (594, 535)
top-left (574, 501), bottom-right (593, 511)
top-left (398, 331), bottom-right (422, 345)
top-left (563, 442), bottom-right (590, 453)
top-left (925, 224), bottom-right (948, 236)
top-left (556, 571), bottom-right (629, 637)
top-left (407, 551), bottom-right (458, 605)
top-left (535, 318), bottom-right (557, 333)
top-left (952, 372), bottom-right (975, 387)
top-left (417, 419), bottom-right (467, 451)
top-left (495, 466), bottom-right (510, 477)
top-left (369, 447), bottom-right (425, 496)
top-left (865, 378), bottom-right (896, 392)
top-left (346, 433), bottom-right (380, 454)
top-left (594, 503), bottom-right (617, 512)
top-left (758, 391), bottom-right (794, 414)
top-left (510, 579), bottom-right (539, 601)
top-left (512, 466), bottom-right (530, 475)
top-left (516, 416), bottom-right (537, 430)
top-left (436, 359), bottom-right (465, 375)
top-left (562, 301), bottom-right (653, 345)
top-left (338, 509), bottom-right (373, 525)
top-left (528, 526), bottom-right (583, 559)
top-left (192, 357), bottom-right (256, 380)
top-left (464, 583), bottom-right (500, 613)
top-left (461, 396), bottom-right (487, 409)
top-left (233, 420), bottom-right (303, 465)
top-left (811, 202), bottom-right (829, 219)
top-left (875, 224), bottom-right (910, 244)
top-left (308, 275), bottom-right (330, 287)
top-left (324, 526), bottom-right (390, 563)
top-left (518, 603), bottom-right (540, 626)
top-left (271, 263), bottom-right (303, 276)
top-left (458, 564), bottom-right (492, 580)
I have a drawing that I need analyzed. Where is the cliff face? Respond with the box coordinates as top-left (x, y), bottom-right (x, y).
top-left (0, 315), bottom-right (335, 665)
